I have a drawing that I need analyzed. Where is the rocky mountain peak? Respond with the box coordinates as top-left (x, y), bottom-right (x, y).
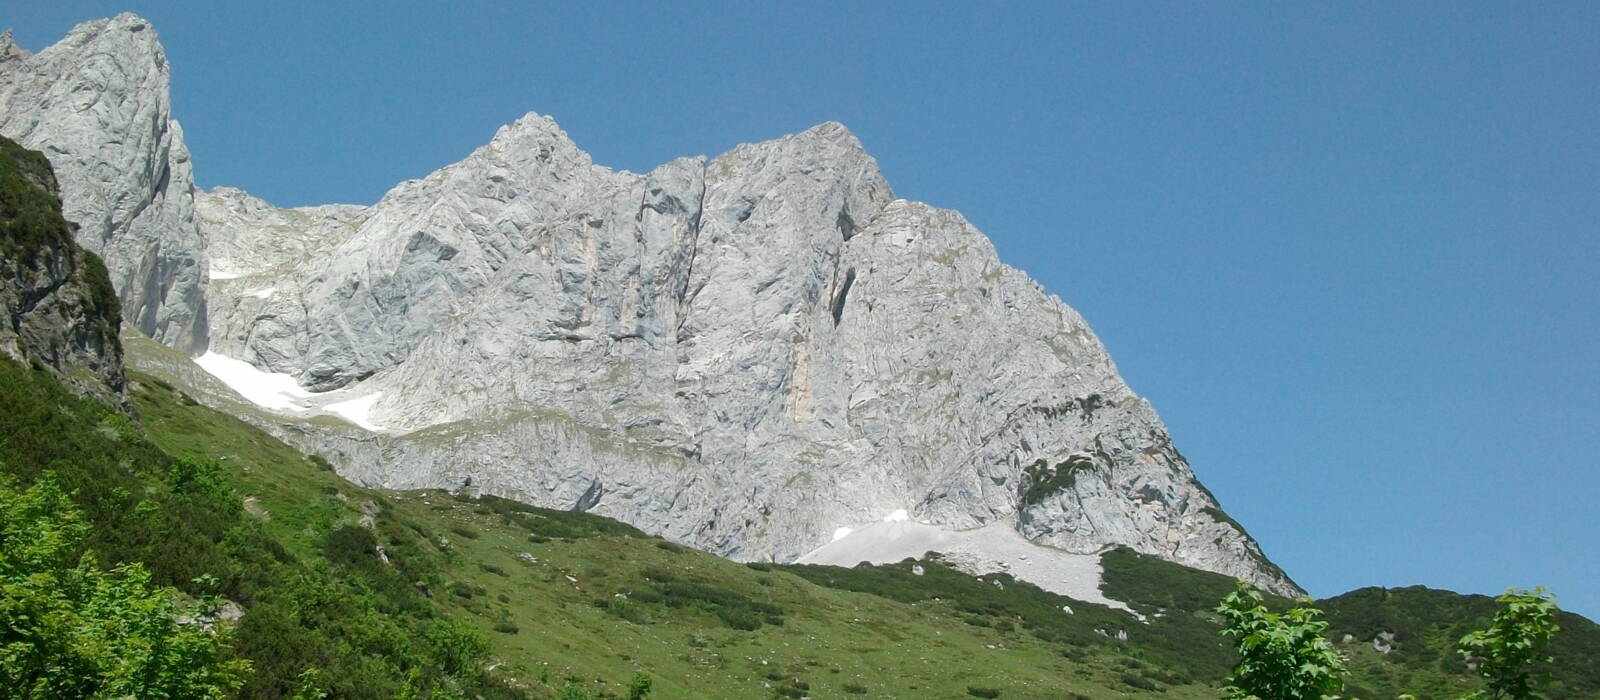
top-left (53, 13), bottom-right (167, 71)
top-left (0, 12), bottom-right (207, 354)
top-left (193, 110), bottom-right (1299, 596)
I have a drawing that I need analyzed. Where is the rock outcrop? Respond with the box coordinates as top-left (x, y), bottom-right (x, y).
top-left (0, 15), bottom-right (207, 354)
top-left (0, 135), bottom-right (124, 401)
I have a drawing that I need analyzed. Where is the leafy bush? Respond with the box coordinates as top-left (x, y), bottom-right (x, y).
top-left (0, 472), bottom-right (249, 697)
top-left (424, 617), bottom-right (491, 675)
top-left (966, 686), bottom-right (1001, 698)
top-left (1216, 583), bottom-right (1347, 700)
top-left (1458, 588), bottom-right (1560, 700)
top-left (627, 673), bottom-right (653, 699)
top-left (322, 524), bottom-right (381, 570)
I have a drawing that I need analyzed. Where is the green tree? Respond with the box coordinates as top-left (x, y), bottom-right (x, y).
top-left (0, 472), bottom-right (249, 698)
top-left (1458, 587), bottom-right (1560, 700)
top-left (1216, 582), bottom-right (1348, 700)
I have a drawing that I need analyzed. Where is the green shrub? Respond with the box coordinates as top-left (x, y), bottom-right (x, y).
top-left (627, 673), bottom-right (653, 700)
top-left (1120, 672), bottom-right (1158, 690)
top-left (424, 617), bottom-right (490, 675)
top-left (0, 473), bottom-right (249, 698)
top-left (323, 524), bottom-right (382, 570)
top-left (966, 686), bottom-right (1001, 698)
top-left (1458, 587), bottom-right (1561, 700)
top-left (1217, 583), bottom-right (1347, 700)
top-left (453, 492), bottom-right (648, 539)
top-left (1022, 455), bottom-right (1094, 506)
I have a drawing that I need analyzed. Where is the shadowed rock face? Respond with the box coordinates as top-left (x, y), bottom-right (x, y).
top-left (10, 14), bottom-right (1300, 596)
top-left (0, 135), bottom-right (124, 403)
top-left (0, 15), bottom-right (208, 355)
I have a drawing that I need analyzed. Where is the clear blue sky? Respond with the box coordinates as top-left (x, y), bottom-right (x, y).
top-left (10, 2), bottom-right (1597, 619)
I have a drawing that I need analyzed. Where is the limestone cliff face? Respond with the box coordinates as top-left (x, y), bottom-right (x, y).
top-left (11, 14), bottom-right (1298, 595)
top-left (0, 135), bottom-right (124, 402)
top-left (201, 115), bottom-right (1298, 595)
top-left (0, 15), bottom-right (207, 354)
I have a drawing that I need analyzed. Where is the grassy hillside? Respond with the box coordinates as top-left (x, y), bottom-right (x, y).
top-left (0, 353), bottom-right (1216, 699)
top-left (3, 353), bottom-right (1596, 698)
top-left (1322, 586), bottom-right (1600, 700)
top-left (124, 362), bottom-right (1235, 699)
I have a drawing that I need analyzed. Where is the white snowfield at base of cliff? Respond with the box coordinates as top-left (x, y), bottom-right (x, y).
top-left (800, 518), bottom-right (1139, 615)
top-left (194, 351), bottom-right (388, 432)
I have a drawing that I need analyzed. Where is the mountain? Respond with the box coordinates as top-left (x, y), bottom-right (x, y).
top-left (0, 16), bottom-right (208, 355)
top-left (2, 14), bottom-right (1294, 597)
top-left (3, 109), bottom-right (1598, 700)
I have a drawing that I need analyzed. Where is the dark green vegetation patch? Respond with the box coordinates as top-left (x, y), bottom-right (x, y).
top-left (0, 135), bottom-right (74, 263)
top-left (453, 491), bottom-right (649, 540)
top-left (782, 554), bottom-right (1226, 688)
top-left (0, 136), bottom-right (120, 339)
top-left (1022, 454), bottom-right (1095, 506)
top-left (1321, 586), bottom-right (1600, 700)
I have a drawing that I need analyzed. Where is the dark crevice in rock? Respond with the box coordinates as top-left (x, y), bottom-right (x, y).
top-left (830, 267), bottom-right (856, 326)
top-left (573, 479), bottom-right (604, 512)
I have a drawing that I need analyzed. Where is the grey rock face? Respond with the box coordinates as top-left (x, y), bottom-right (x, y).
top-left (0, 136), bottom-right (124, 403)
top-left (0, 14), bottom-right (208, 354)
top-left (198, 186), bottom-right (365, 372)
top-left (201, 113), bottom-right (1298, 595)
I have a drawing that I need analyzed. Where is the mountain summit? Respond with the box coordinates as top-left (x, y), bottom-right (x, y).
top-left (0, 14), bottom-right (208, 354)
top-left (0, 15), bottom-right (1299, 596)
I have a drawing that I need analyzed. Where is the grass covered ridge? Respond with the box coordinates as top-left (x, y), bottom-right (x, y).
top-left (23, 355), bottom-right (1234, 698)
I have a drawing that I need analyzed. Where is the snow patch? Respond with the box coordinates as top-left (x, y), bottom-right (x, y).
top-left (326, 392), bottom-right (385, 431)
top-left (247, 287), bottom-right (275, 299)
top-left (194, 351), bottom-right (389, 432)
top-left (194, 352), bottom-right (310, 410)
top-left (208, 269), bottom-right (240, 280)
top-left (883, 509), bottom-right (909, 522)
top-left (798, 519), bottom-right (1139, 615)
